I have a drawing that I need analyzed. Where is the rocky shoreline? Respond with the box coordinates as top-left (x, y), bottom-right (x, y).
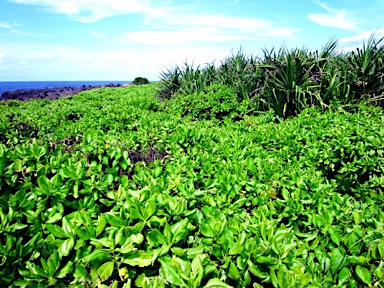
top-left (0, 83), bottom-right (125, 102)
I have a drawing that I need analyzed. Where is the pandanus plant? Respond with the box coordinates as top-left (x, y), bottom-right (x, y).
top-left (158, 33), bottom-right (384, 118)
top-left (343, 34), bottom-right (384, 104)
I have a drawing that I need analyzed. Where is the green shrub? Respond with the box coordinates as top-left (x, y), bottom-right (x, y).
top-left (132, 76), bottom-right (150, 85)
top-left (166, 84), bottom-right (244, 122)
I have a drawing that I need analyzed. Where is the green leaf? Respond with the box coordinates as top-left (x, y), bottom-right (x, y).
top-left (37, 175), bottom-right (50, 190)
top-left (46, 224), bottom-right (69, 238)
top-left (203, 278), bottom-right (233, 287)
top-left (378, 243), bottom-right (384, 258)
top-left (338, 267), bottom-right (350, 284)
top-left (147, 229), bottom-right (168, 246)
top-left (46, 251), bottom-right (60, 276)
top-left (154, 166), bottom-right (162, 178)
top-left (82, 249), bottom-right (112, 263)
top-left (73, 264), bottom-right (87, 282)
top-left (270, 268), bottom-right (278, 288)
top-left (164, 222), bottom-right (172, 244)
top-left (228, 240), bottom-right (242, 255)
top-left (123, 252), bottom-right (154, 267)
top-left (57, 261), bottom-right (73, 278)
top-left (97, 261), bottom-right (115, 282)
top-left (143, 199), bottom-right (157, 220)
top-left (159, 258), bottom-right (186, 286)
top-left (96, 214), bottom-right (107, 237)
top-left (355, 265), bottom-right (371, 284)
top-left (330, 248), bottom-right (345, 274)
top-left (59, 237), bottom-right (74, 257)
top-left (200, 222), bottom-right (215, 238)
top-left (62, 217), bottom-right (74, 235)
top-left (228, 261), bottom-right (240, 281)
top-left (248, 260), bottom-right (269, 279)
top-left (328, 227), bottom-right (342, 246)
top-left (171, 218), bottom-right (189, 244)
top-left (353, 211), bottom-right (363, 225)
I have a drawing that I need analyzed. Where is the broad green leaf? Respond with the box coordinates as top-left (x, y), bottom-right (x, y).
top-left (125, 233), bottom-right (144, 245)
top-left (378, 243), bottom-right (384, 258)
top-left (115, 227), bottom-right (125, 246)
top-left (62, 217), bottom-right (74, 235)
top-left (82, 249), bottom-right (112, 263)
top-left (277, 265), bottom-right (290, 288)
top-left (164, 222), bottom-right (172, 244)
top-left (37, 175), bottom-right (50, 190)
top-left (353, 211), bottom-right (363, 225)
top-left (228, 240), bottom-right (242, 255)
top-left (159, 258), bottom-right (186, 286)
top-left (116, 243), bottom-right (136, 254)
top-left (46, 251), bottom-right (60, 276)
top-left (142, 198), bottom-right (157, 220)
top-left (256, 256), bottom-right (276, 264)
top-left (90, 237), bottom-right (111, 248)
top-left (191, 254), bottom-right (204, 285)
top-left (171, 218), bottom-right (189, 244)
top-left (96, 214), bottom-right (107, 237)
top-left (97, 261), bottom-right (115, 282)
top-left (228, 261), bottom-right (240, 280)
top-left (203, 278), bottom-right (233, 287)
top-left (187, 246), bottom-right (204, 259)
top-left (171, 247), bottom-right (185, 256)
top-left (328, 227), bottom-right (342, 246)
top-left (330, 248), bottom-right (345, 274)
top-left (355, 265), bottom-right (371, 284)
top-left (26, 262), bottom-right (48, 277)
top-left (200, 222), bottom-right (215, 238)
top-left (248, 260), bottom-right (269, 279)
top-left (338, 267), bottom-right (350, 284)
top-left (59, 237), bottom-right (75, 257)
top-left (73, 264), bottom-right (87, 282)
top-left (57, 261), bottom-right (73, 278)
top-left (270, 268), bottom-right (278, 288)
top-left (46, 224), bottom-right (69, 238)
top-left (123, 252), bottom-right (154, 267)
top-left (147, 229), bottom-right (168, 246)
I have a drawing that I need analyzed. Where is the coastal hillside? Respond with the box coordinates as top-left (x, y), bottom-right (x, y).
top-left (0, 81), bottom-right (383, 287)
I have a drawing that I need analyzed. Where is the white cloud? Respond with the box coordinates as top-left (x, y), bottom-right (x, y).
top-left (170, 14), bottom-right (270, 32)
top-left (308, 1), bottom-right (359, 31)
top-left (8, 0), bottom-right (298, 41)
top-left (0, 23), bottom-right (12, 29)
top-left (124, 27), bottom-right (260, 46)
top-left (8, 0), bottom-right (168, 23)
top-left (0, 21), bottom-right (21, 29)
top-left (0, 40), bottom-right (232, 80)
top-left (3, 0), bottom-right (300, 80)
top-left (123, 12), bottom-right (299, 47)
top-left (338, 29), bottom-right (384, 50)
top-left (164, 14), bottom-right (298, 37)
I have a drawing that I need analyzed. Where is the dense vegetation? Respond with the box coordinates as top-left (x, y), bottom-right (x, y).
top-left (159, 35), bottom-right (384, 118)
top-left (132, 77), bottom-right (150, 86)
top-left (0, 37), bottom-right (383, 287)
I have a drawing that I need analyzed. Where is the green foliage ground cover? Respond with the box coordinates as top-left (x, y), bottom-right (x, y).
top-left (1, 83), bottom-right (384, 287)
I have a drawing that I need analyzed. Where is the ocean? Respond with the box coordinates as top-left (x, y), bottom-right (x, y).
top-left (0, 81), bottom-right (128, 96)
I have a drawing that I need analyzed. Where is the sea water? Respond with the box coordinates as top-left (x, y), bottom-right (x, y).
top-left (0, 81), bottom-right (127, 96)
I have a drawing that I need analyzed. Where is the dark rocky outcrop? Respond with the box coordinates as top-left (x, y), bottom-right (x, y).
top-left (0, 83), bottom-right (122, 102)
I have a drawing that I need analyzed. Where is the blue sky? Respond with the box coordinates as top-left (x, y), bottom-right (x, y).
top-left (0, 0), bottom-right (383, 81)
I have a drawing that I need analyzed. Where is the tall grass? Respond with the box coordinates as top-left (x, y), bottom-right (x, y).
top-left (158, 34), bottom-right (384, 118)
